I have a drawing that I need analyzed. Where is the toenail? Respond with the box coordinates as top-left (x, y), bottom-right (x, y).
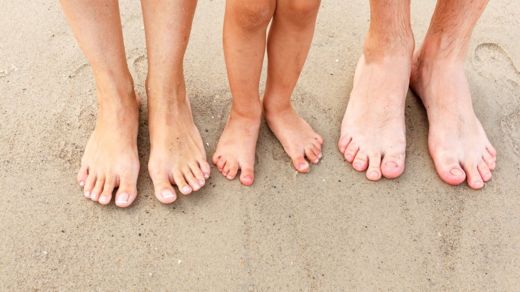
top-left (354, 162), bottom-right (362, 168)
top-left (204, 173), bottom-right (210, 179)
top-left (84, 191), bottom-right (90, 197)
top-left (181, 186), bottom-right (192, 194)
top-left (99, 196), bottom-right (109, 204)
top-left (385, 161), bottom-right (398, 168)
top-left (473, 180), bottom-right (484, 188)
top-left (116, 193), bottom-right (129, 204)
top-left (79, 181), bottom-right (85, 187)
top-left (162, 190), bottom-right (175, 199)
top-left (318, 153), bottom-right (323, 159)
top-left (450, 168), bottom-right (464, 177)
top-left (299, 162), bottom-right (309, 170)
top-left (198, 180), bottom-right (205, 186)
top-left (369, 170), bottom-right (379, 178)
top-left (345, 154), bottom-right (352, 160)
top-left (90, 192), bottom-right (97, 199)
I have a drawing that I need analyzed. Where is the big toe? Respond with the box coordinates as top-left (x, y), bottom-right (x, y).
top-left (434, 156), bottom-right (466, 186)
top-left (150, 171), bottom-right (177, 204)
top-left (292, 156), bottom-right (310, 173)
top-left (381, 153), bottom-right (405, 179)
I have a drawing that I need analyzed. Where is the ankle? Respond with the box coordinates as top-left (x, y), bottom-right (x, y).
top-left (230, 100), bottom-right (262, 122)
top-left (263, 99), bottom-right (293, 118)
top-left (416, 35), bottom-right (467, 65)
top-left (364, 30), bottom-right (415, 60)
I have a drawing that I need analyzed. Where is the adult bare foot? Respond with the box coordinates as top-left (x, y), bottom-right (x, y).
top-left (338, 45), bottom-right (412, 181)
top-left (77, 77), bottom-right (140, 207)
top-left (212, 104), bottom-right (261, 186)
top-left (264, 104), bottom-right (323, 173)
top-left (147, 83), bottom-right (210, 204)
top-left (410, 49), bottom-right (496, 190)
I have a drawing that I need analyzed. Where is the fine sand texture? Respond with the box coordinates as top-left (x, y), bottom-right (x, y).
top-left (1, 1), bottom-right (519, 291)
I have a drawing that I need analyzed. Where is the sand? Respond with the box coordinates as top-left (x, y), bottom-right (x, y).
top-left (1, 0), bottom-right (519, 290)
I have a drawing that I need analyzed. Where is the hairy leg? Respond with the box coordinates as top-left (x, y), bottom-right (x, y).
top-left (410, 0), bottom-right (496, 189)
top-left (141, 0), bottom-right (207, 204)
top-left (338, 0), bottom-right (414, 180)
top-left (263, 0), bottom-right (324, 173)
top-left (61, 0), bottom-right (140, 207)
top-left (213, 0), bottom-right (276, 186)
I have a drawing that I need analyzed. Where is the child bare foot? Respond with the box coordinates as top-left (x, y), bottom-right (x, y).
top-left (411, 51), bottom-right (496, 189)
top-left (338, 51), bottom-right (412, 181)
top-left (147, 84), bottom-right (211, 203)
top-left (212, 105), bottom-right (261, 186)
top-left (78, 79), bottom-right (140, 207)
top-left (265, 105), bottom-right (323, 173)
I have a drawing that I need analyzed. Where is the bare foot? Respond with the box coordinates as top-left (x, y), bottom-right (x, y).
top-left (338, 52), bottom-right (411, 181)
top-left (77, 80), bottom-right (140, 208)
top-left (147, 85), bottom-right (210, 204)
top-left (264, 105), bottom-right (323, 173)
top-left (212, 104), bottom-right (261, 186)
top-left (410, 50), bottom-right (497, 190)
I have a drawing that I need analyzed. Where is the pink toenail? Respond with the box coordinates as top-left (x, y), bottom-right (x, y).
top-left (79, 181), bottom-right (85, 187)
top-left (99, 196), bottom-right (109, 204)
top-left (116, 193), bottom-right (129, 204)
top-left (162, 190), bottom-right (175, 199)
top-left (450, 168), bottom-right (464, 177)
top-left (299, 162), bottom-right (309, 169)
top-left (345, 154), bottom-right (352, 160)
top-left (181, 186), bottom-right (192, 194)
top-left (204, 173), bottom-right (210, 179)
top-left (474, 180), bottom-right (484, 188)
top-left (84, 191), bottom-right (90, 198)
top-left (369, 170), bottom-right (379, 178)
top-left (199, 180), bottom-right (205, 186)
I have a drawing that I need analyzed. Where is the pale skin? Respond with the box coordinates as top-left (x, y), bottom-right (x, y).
top-left (338, 0), bottom-right (496, 189)
top-left (61, 0), bottom-right (208, 206)
top-left (214, 0), bottom-right (324, 186)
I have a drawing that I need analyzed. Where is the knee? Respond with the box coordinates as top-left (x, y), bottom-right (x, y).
top-left (284, 0), bottom-right (320, 23)
top-left (228, 1), bottom-right (275, 30)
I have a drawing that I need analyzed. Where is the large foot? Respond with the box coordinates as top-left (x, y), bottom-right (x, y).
top-left (77, 80), bottom-right (140, 208)
top-left (264, 105), bottom-right (323, 173)
top-left (212, 104), bottom-right (261, 186)
top-left (338, 52), bottom-right (411, 181)
top-left (410, 49), bottom-right (497, 190)
top-left (147, 87), bottom-right (210, 204)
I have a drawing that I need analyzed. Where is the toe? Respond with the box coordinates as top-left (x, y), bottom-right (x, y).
top-left (217, 157), bottom-right (227, 172)
top-left (343, 141), bottom-right (359, 163)
top-left (482, 151), bottom-right (496, 170)
top-left (352, 150), bottom-right (368, 172)
top-left (366, 153), bottom-right (382, 181)
top-left (305, 145), bottom-right (319, 164)
top-left (225, 160), bottom-right (239, 180)
top-left (315, 134), bottom-right (324, 145)
top-left (477, 160), bottom-right (492, 182)
top-left (198, 159), bottom-right (211, 179)
top-left (381, 153), bottom-right (405, 179)
top-left (98, 176), bottom-right (115, 205)
top-left (463, 162), bottom-right (484, 190)
top-left (433, 155), bottom-right (466, 186)
top-left (173, 170), bottom-right (192, 195)
top-left (338, 135), bottom-right (351, 153)
top-left (292, 155), bottom-right (310, 173)
top-left (90, 176), bottom-right (105, 202)
top-left (212, 153), bottom-right (220, 165)
top-left (239, 165), bottom-right (255, 186)
top-left (149, 170), bottom-right (177, 204)
top-left (77, 165), bottom-right (88, 187)
top-left (486, 144), bottom-right (497, 157)
top-left (183, 168), bottom-right (202, 191)
top-left (189, 162), bottom-right (206, 187)
top-left (83, 173), bottom-right (97, 198)
top-left (115, 174), bottom-right (138, 208)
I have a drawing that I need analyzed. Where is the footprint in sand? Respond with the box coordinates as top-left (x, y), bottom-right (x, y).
top-left (473, 42), bottom-right (520, 158)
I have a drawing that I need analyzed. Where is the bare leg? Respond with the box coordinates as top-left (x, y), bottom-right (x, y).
top-left (60, 0), bottom-right (140, 207)
top-left (338, 0), bottom-right (414, 181)
top-left (410, 0), bottom-right (496, 189)
top-left (141, 0), bottom-right (207, 204)
top-left (213, 0), bottom-right (276, 186)
top-left (263, 0), bottom-right (324, 173)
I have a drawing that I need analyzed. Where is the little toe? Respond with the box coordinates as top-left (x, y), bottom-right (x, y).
top-left (352, 151), bottom-right (368, 172)
top-left (173, 171), bottom-right (192, 195)
top-left (212, 153), bottom-right (221, 165)
top-left (83, 173), bottom-right (97, 198)
top-left (115, 175), bottom-right (138, 208)
top-left (366, 153), bottom-right (382, 181)
top-left (239, 165), bottom-right (255, 186)
top-left (305, 145), bottom-right (319, 164)
top-left (98, 176), bottom-right (115, 205)
top-left (150, 171), bottom-right (177, 204)
top-left (292, 155), bottom-right (310, 173)
top-left (198, 159), bottom-right (211, 179)
top-left (343, 141), bottom-right (359, 163)
top-left (77, 165), bottom-right (88, 187)
top-left (482, 151), bottom-right (496, 170)
top-left (477, 160), bottom-right (492, 182)
top-left (315, 134), bottom-right (324, 145)
top-left (381, 153), bottom-right (405, 179)
top-left (486, 144), bottom-right (497, 157)
top-left (90, 176), bottom-right (105, 202)
top-left (463, 163), bottom-right (484, 190)
top-left (338, 135), bottom-right (351, 153)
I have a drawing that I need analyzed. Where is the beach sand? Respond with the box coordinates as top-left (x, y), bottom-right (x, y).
top-left (1, 0), bottom-right (519, 290)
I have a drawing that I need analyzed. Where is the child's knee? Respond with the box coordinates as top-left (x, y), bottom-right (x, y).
top-left (284, 0), bottom-right (320, 24)
top-left (228, 0), bottom-right (275, 30)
